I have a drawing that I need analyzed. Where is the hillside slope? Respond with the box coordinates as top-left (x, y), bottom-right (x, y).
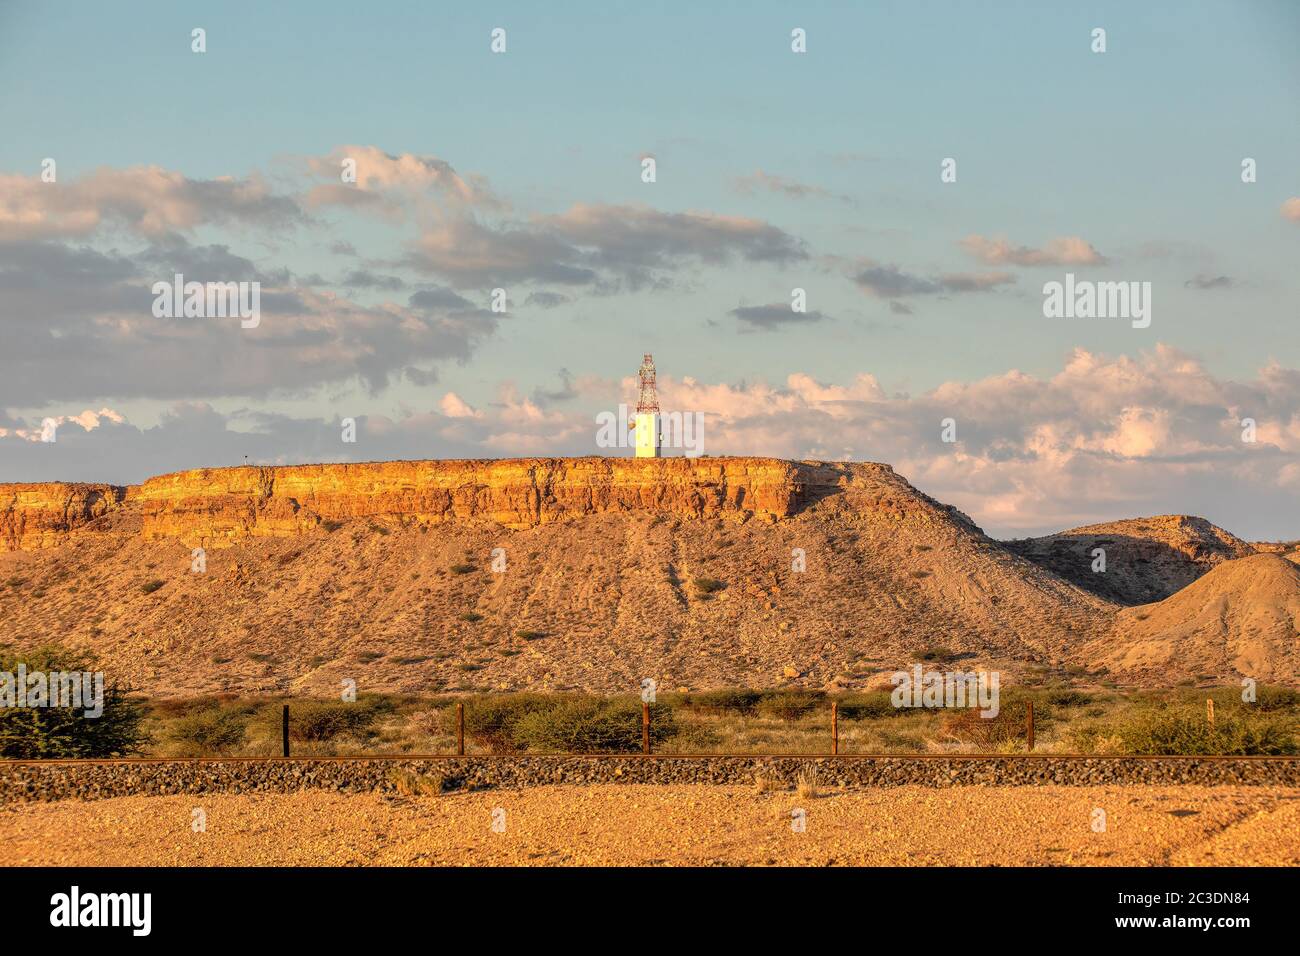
top-left (0, 458), bottom-right (1115, 697)
top-left (1004, 515), bottom-right (1255, 605)
top-left (1084, 553), bottom-right (1300, 684)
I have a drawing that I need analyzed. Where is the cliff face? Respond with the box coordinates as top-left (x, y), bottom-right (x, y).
top-left (0, 483), bottom-right (127, 552)
top-left (1005, 515), bottom-right (1256, 605)
top-left (0, 458), bottom-right (980, 552)
top-left (131, 457), bottom-right (815, 548)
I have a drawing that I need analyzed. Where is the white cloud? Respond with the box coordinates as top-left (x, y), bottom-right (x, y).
top-left (960, 235), bottom-right (1107, 267)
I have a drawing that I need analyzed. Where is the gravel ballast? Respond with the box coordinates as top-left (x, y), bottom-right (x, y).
top-left (3, 755), bottom-right (1299, 803)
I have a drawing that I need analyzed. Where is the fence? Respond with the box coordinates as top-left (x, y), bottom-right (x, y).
top-left (270, 693), bottom-right (1126, 758)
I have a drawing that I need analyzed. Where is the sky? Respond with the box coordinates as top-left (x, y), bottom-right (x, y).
top-left (1, 0), bottom-right (1298, 538)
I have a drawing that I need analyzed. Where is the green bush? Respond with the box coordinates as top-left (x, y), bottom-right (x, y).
top-left (461, 694), bottom-right (554, 753)
top-left (685, 688), bottom-right (763, 714)
top-left (693, 577), bottom-right (726, 594)
top-left (287, 698), bottom-right (385, 743)
top-left (757, 690), bottom-right (824, 720)
top-left (1045, 689), bottom-right (1093, 708)
top-left (140, 580), bottom-right (165, 594)
top-left (512, 698), bottom-right (677, 753)
top-left (166, 708), bottom-right (247, 755)
top-left (1236, 685), bottom-right (1300, 713)
top-left (0, 646), bottom-right (148, 758)
top-left (460, 694), bottom-right (677, 753)
top-left (833, 691), bottom-right (896, 720)
top-left (1114, 707), bottom-right (1297, 755)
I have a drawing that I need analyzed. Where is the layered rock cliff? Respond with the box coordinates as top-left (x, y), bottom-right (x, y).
top-left (0, 483), bottom-right (128, 552)
top-left (131, 457), bottom-right (820, 547)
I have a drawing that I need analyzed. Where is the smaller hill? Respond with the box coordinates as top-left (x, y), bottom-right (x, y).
top-left (1084, 553), bottom-right (1300, 685)
top-left (1253, 541), bottom-right (1300, 566)
top-left (1003, 515), bottom-right (1254, 605)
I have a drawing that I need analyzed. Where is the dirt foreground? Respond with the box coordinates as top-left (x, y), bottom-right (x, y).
top-left (3, 784), bottom-right (1298, 866)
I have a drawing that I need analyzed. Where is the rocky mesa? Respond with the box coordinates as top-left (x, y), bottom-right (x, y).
top-left (0, 483), bottom-right (128, 552)
top-left (130, 457), bottom-right (813, 547)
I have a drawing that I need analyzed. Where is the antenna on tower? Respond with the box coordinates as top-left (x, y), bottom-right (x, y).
top-left (636, 353), bottom-right (659, 414)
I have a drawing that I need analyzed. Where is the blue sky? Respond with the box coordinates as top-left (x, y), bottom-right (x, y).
top-left (1, 1), bottom-right (1298, 537)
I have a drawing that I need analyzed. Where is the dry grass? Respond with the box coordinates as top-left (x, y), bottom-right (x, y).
top-left (387, 768), bottom-right (445, 796)
top-left (796, 766), bottom-right (820, 799)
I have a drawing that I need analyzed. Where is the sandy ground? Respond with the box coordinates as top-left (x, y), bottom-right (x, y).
top-left (3, 784), bottom-right (1298, 866)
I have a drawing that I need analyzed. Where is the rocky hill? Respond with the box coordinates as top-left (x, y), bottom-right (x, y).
top-left (1083, 553), bottom-right (1300, 685)
top-left (1004, 515), bottom-right (1256, 605)
top-left (0, 457), bottom-right (1115, 697)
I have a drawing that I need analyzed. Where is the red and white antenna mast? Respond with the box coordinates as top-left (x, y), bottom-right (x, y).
top-left (636, 353), bottom-right (659, 414)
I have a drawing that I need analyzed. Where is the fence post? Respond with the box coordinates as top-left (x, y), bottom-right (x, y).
top-left (456, 701), bottom-right (465, 756)
top-left (831, 701), bottom-right (838, 755)
top-left (1206, 698), bottom-right (1215, 727)
top-left (282, 704), bottom-right (290, 758)
top-left (642, 701), bottom-right (650, 755)
top-left (1026, 701), bottom-right (1035, 752)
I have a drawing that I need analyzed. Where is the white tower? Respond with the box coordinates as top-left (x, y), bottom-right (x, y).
top-left (634, 353), bottom-right (660, 458)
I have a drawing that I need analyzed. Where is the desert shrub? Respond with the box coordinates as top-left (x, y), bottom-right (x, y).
top-left (166, 708), bottom-right (247, 755)
top-left (449, 564), bottom-right (476, 575)
top-left (0, 646), bottom-right (148, 758)
top-left (512, 698), bottom-right (677, 753)
top-left (1113, 707), bottom-right (1297, 755)
top-left (1207, 684), bottom-right (1300, 713)
top-left (877, 729), bottom-right (927, 752)
top-left (459, 612), bottom-right (484, 623)
top-left (757, 690), bottom-right (824, 720)
top-left (693, 577), bottom-right (726, 594)
top-left (515, 630), bottom-right (547, 641)
top-left (387, 768), bottom-right (445, 796)
top-left (1252, 686), bottom-right (1300, 712)
top-left (321, 519), bottom-right (344, 532)
top-left (1067, 722), bottom-right (1125, 754)
top-left (287, 698), bottom-right (386, 743)
top-left (686, 688), bottom-right (763, 714)
top-left (1045, 689), bottom-right (1093, 708)
top-left (140, 580), bottom-right (165, 594)
top-left (913, 645), bottom-right (955, 663)
top-left (662, 722), bottom-right (721, 751)
top-left (941, 699), bottom-right (1039, 751)
top-left (834, 691), bottom-right (896, 720)
top-left (461, 694), bottom-right (555, 753)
